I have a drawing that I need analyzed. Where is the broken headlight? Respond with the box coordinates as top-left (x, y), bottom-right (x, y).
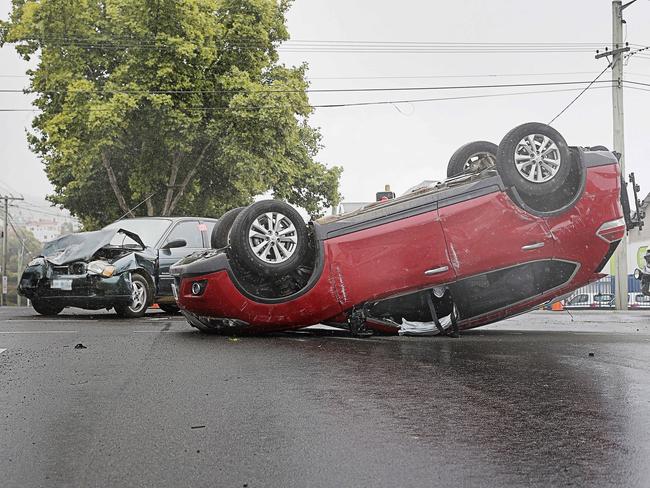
top-left (87, 260), bottom-right (116, 277)
top-left (28, 257), bottom-right (45, 267)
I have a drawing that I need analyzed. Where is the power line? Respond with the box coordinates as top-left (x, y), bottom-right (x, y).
top-left (624, 79), bottom-right (650, 88)
top-left (0, 85), bottom-right (616, 113)
top-left (10, 203), bottom-right (76, 220)
top-left (13, 37), bottom-right (644, 54)
top-left (0, 79), bottom-right (616, 96)
top-left (311, 86), bottom-right (613, 109)
top-left (548, 62), bottom-right (613, 125)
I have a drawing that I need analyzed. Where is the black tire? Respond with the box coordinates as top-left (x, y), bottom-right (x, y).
top-left (114, 273), bottom-right (151, 318)
top-left (210, 207), bottom-right (244, 249)
top-left (158, 303), bottom-right (180, 314)
top-left (447, 141), bottom-right (498, 177)
top-left (31, 299), bottom-right (64, 316)
top-left (229, 200), bottom-right (309, 277)
top-left (496, 122), bottom-right (572, 197)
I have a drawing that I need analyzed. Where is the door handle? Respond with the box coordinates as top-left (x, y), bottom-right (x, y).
top-left (522, 242), bottom-right (545, 251)
top-left (424, 266), bottom-right (449, 276)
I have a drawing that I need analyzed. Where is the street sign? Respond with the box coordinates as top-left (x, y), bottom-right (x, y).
top-left (2, 275), bottom-right (7, 295)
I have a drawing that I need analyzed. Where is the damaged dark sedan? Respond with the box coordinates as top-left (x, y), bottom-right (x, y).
top-left (18, 217), bottom-right (218, 317)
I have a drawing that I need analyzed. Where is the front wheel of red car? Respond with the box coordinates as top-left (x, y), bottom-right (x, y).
top-left (496, 122), bottom-right (571, 197)
top-left (229, 200), bottom-right (309, 277)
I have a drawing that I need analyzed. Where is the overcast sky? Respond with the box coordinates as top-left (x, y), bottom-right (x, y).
top-left (1, 0), bottom-right (649, 209)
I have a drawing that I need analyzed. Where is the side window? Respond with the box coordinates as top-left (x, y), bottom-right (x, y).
top-left (569, 294), bottom-right (587, 305)
top-left (203, 221), bottom-right (217, 247)
top-left (166, 221), bottom-right (203, 248)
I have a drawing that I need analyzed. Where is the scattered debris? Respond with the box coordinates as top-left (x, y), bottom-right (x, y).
top-left (74, 343), bottom-right (87, 349)
top-left (588, 352), bottom-right (595, 357)
top-left (227, 337), bottom-right (240, 343)
top-left (191, 425), bottom-right (206, 430)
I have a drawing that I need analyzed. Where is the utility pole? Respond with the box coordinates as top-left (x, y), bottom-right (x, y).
top-left (1, 195), bottom-right (24, 306)
top-left (16, 242), bottom-right (25, 307)
top-left (597, 0), bottom-right (638, 310)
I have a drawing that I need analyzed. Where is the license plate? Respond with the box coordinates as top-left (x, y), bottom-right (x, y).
top-left (171, 282), bottom-right (178, 300)
top-left (51, 279), bottom-right (72, 291)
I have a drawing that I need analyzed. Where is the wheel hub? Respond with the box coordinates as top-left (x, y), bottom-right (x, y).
top-left (248, 212), bottom-right (298, 264)
top-left (514, 134), bottom-right (561, 183)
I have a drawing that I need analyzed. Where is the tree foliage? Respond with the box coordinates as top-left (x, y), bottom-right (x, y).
top-left (1, 0), bottom-right (342, 229)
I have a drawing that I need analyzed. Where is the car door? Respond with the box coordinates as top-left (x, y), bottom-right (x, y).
top-left (438, 190), bottom-right (557, 318)
top-left (157, 220), bottom-right (206, 298)
top-left (438, 191), bottom-right (555, 279)
top-left (324, 206), bottom-right (456, 307)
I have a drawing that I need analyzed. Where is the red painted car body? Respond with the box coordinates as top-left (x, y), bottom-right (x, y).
top-left (171, 149), bottom-right (625, 333)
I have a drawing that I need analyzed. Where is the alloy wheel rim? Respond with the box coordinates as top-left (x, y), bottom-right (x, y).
top-left (248, 212), bottom-right (298, 264)
top-left (514, 134), bottom-right (561, 183)
top-left (463, 152), bottom-right (496, 173)
top-left (129, 281), bottom-right (146, 313)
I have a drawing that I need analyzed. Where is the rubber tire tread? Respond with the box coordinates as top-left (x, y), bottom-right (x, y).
top-left (114, 273), bottom-right (151, 318)
top-left (210, 207), bottom-right (245, 249)
top-left (496, 122), bottom-right (571, 197)
top-left (447, 141), bottom-right (498, 177)
top-left (229, 200), bottom-right (309, 277)
top-left (31, 299), bottom-right (64, 316)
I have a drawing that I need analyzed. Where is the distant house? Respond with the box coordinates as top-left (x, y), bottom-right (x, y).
top-left (25, 219), bottom-right (65, 243)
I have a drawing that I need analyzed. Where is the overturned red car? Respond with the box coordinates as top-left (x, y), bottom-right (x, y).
top-left (171, 122), bottom-right (634, 336)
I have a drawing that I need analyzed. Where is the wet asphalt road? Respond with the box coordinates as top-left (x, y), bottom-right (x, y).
top-left (1, 308), bottom-right (650, 488)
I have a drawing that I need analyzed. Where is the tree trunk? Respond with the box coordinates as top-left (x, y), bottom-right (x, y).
top-left (146, 198), bottom-right (154, 216)
top-left (166, 142), bottom-right (214, 216)
top-left (101, 151), bottom-right (134, 218)
top-left (162, 152), bottom-right (181, 216)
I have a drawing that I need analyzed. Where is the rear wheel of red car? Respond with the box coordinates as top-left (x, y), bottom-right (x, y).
top-left (31, 299), bottom-right (64, 316)
top-left (229, 200), bottom-right (309, 277)
top-left (115, 274), bottom-right (151, 318)
top-left (497, 122), bottom-right (571, 197)
top-left (447, 141), bottom-right (498, 178)
top-left (210, 207), bottom-right (244, 249)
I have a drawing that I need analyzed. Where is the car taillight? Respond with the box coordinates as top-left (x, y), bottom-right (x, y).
top-left (596, 218), bottom-right (626, 243)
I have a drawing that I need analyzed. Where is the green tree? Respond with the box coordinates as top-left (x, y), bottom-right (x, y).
top-left (1, 0), bottom-right (341, 229)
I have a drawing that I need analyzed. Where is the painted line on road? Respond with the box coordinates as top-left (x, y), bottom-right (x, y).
top-left (0, 331), bottom-right (78, 334)
top-left (133, 330), bottom-right (175, 333)
top-left (0, 348), bottom-right (6, 354)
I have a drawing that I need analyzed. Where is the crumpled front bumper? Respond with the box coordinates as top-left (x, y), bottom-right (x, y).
top-left (19, 267), bottom-right (133, 309)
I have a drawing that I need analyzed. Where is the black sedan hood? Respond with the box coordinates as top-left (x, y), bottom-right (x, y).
top-left (41, 229), bottom-right (146, 265)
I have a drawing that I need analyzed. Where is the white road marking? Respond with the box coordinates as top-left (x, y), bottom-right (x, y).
top-left (0, 331), bottom-right (78, 334)
top-left (0, 348), bottom-right (6, 354)
top-left (133, 330), bottom-right (174, 333)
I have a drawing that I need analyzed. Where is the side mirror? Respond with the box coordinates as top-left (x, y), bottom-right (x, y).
top-left (161, 239), bottom-right (187, 250)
